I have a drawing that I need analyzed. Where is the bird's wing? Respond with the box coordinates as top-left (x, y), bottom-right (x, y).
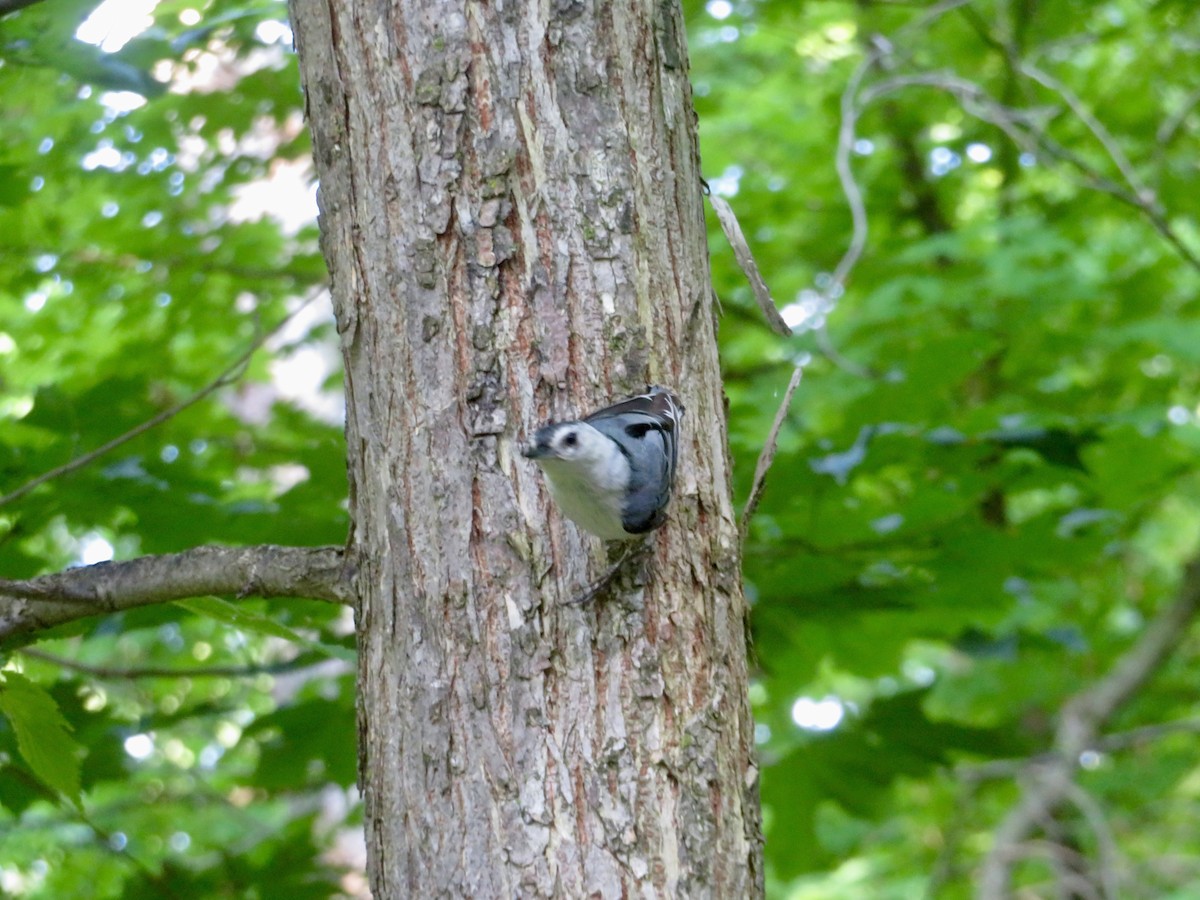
top-left (586, 387), bottom-right (683, 533)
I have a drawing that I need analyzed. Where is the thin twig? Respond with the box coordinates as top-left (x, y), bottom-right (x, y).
top-left (1152, 85), bottom-right (1200, 196)
top-left (1155, 85), bottom-right (1200, 149)
top-left (826, 53), bottom-right (873, 298)
top-left (900, 0), bottom-right (979, 38)
top-left (740, 364), bottom-right (804, 534)
top-left (19, 645), bottom-right (346, 680)
top-left (1013, 60), bottom-right (1200, 271)
top-left (855, 70), bottom-right (1200, 275)
top-left (821, 0), bottom-right (977, 305)
top-left (958, 717), bottom-right (1200, 783)
top-left (857, 72), bottom-right (1044, 154)
top-left (814, 327), bottom-right (876, 379)
top-left (1006, 842), bottom-right (1104, 900)
top-left (1064, 782), bottom-right (1122, 900)
top-left (1018, 61), bottom-right (1149, 203)
top-left (0, 292), bottom-right (324, 509)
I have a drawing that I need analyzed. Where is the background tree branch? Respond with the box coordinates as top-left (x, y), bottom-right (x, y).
top-left (19, 645), bottom-right (349, 680)
top-left (0, 0), bottom-right (45, 16)
top-left (977, 557), bottom-right (1200, 899)
top-left (741, 363), bottom-right (804, 534)
top-left (0, 544), bottom-right (353, 645)
top-left (0, 292), bottom-right (324, 510)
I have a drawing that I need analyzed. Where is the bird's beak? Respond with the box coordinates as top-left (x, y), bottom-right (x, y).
top-left (521, 441), bottom-right (549, 460)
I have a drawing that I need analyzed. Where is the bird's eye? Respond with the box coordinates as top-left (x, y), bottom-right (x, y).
top-left (562, 432), bottom-right (578, 448)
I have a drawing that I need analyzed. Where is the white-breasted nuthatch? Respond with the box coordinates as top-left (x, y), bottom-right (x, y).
top-left (523, 386), bottom-right (684, 540)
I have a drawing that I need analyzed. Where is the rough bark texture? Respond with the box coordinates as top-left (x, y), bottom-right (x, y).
top-left (289, 0), bottom-right (762, 895)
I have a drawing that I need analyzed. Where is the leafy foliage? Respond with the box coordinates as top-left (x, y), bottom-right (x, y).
top-left (1, 0), bottom-right (353, 894)
top-left (688, 0), bottom-right (1200, 894)
top-left (3, 0), bottom-right (1200, 896)
top-left (0, 672), bottom-right (82, 805)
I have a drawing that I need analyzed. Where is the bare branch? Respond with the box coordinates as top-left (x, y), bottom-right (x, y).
top-left (1152, 85), bottom-right (1200, 197)
top-left (857, 72), bottom-right (1046, 150)
top-left (0, 544), bottom-right (354, 644)
top-left (900, 0), bottom-right (979, 38)
top-left (826, 51), bottom-right (874, 299)
top-left (856, 70), bottom-right (1200, 275)
top-left (706, 193), bottom-right (792, 336)
top-left (1010, 842), bottom-right (1105, 900)
top-left (1018, 61), bottom-right (1149, 204)
top-left (740, 364), bottom-right (804, 534)
top-left (1091, 717), bottom-right (1200, 752)
top-left (0, 292), bottom-right (325, 510)
top-left (813, 327), bottom-right (877, 379)
top-left (19, 646), bottom-right (349, 680)
top-left (820, 0), bottom-right (977, 308)
top-left (977, 557), bottom-right (1200, 900)
top-left (1155, 86), bottom-right (1200, 149)
top-left (1064, 783), bottom-right (1122, 900)
top-left (0, 0), bottom-right (45, 15)
top-left (958, 718), bottom-right (1200, 783)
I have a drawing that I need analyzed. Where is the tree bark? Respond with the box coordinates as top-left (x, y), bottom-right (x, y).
top-left (289, 0), bottom-right (762, 895)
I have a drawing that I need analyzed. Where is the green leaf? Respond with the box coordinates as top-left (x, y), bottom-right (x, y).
top-left (175, 597), bottom-right (356, 663)
top-left (244, 694), bottom-right (358, 790)
top-left (0, 672), bottom-right (83, 806)
top-left (985, 426), bottom-right (1101, 472)
top-left (764, 690), bottom-right (1025, 877)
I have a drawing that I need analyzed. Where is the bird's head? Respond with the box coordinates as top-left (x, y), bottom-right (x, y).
top-left (522, 423), bottom-right (591, 463)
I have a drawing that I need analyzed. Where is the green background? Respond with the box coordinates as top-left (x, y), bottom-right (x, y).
top-left (2, 0), bottom-right (1199, 895)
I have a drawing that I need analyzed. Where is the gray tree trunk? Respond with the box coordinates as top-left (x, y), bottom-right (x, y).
top-left (289, 0), bottom-right (762, 895)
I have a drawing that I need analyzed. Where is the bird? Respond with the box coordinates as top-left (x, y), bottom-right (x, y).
top-left (522, 386), bottom-right (684, 540)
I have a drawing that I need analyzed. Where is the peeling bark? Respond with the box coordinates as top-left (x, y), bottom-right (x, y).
top-left (290, 0), bottom-right (762, 895)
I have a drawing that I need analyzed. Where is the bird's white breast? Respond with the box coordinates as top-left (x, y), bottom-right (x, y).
top-left (537, 446), bottom-right (632, 540)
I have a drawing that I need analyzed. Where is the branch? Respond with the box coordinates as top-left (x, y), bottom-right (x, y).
top-left (977, 557), bottom-right (1200, 900)
top-left (959, 717), bottom-right (1200, 783)
top-left (1155, 85), bottom-right (1200, 150)
top-left (1063, 782), bottom-right (1121, 900)
top-left (0, 0), bottom-right (45, 15)
top-left (740, 364), bottom-right (804, 534)
top-left (706, 192), bottom-right (792, 336)
top-left (1017, 61), bottom-right (1148, 204)
top-left (858, 70), bottom-right (1200, 275)
top-left (0, 292), bottom-right (324, 509)
top-left (19, 646), bottom-right (349, 680)
top-left (825, 45), bottom-right (873, 299)
top-left (0, 544), bottom-right (354, 644)
top-left (821, 0), bottom-right (976, 307)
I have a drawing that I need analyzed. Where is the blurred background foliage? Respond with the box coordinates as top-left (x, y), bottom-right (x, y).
top-left (1, 0), bottom-right (356, 895)
top-left (1, 0), bottom-right (1198, 896)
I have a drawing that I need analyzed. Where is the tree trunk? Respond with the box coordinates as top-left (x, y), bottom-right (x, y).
top-left (289, 0), bottom-right (762, 895)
